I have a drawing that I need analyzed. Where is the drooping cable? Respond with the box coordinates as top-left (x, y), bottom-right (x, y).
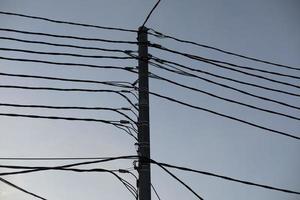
top-left (153, 160), bottom-right (300, 195)
top-left (0, 177), bottom-right (47, 200)
top-left (150, 43), bottom-right (300, 80)
top-left (0, 11), bottom-right (137, 33)
top-left (141, 0), bottom-right (161, 27)
top-left (148, 29), bottom-right (300, 71)
top-left (148, 91), bottom-right (300, 141)
top-left (0, 28), bottom-right (138, 44)
top-left (149, 72), bottom-right (300, 121)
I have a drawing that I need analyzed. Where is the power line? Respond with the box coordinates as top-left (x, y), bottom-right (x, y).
top-left (0, 102), bottom-right (136, 124)
top-left (154, 161), bottom-right (300, 195)
top-left (150, 72), bottom-right (300, 121)
top-left (0, 47), bottom-right (135, 60)
top-left (148, 91), bottom-right (300, 141)
top-left (151, 183), bottom-right (162, 200)
top-left (0, 28), bottom-right (138, 44)
top-left (0, 11), bottom-right (137, 33)
top-left (0, 36), bottom-right (133, 53)
top-left (151, 56), bottom-right (300, 90)
top-left (150, 43), bottom-right (300, 80)
top-left (149, 58), bottom-right (300, 97)
top-left (0, 55), bottom-right (133, 71)
top-left (142, 0), bottom-right (161, 27)
top-left (0, 156), bottom-right (123, 161)
top-left (0, 72), bottom-right (134, 89)
top-left (149, 61), bottom-right (300, 110)
top-left (0, 177), bottom-right (47, 200)
top-left (148, 29), bottom-right (300, 71)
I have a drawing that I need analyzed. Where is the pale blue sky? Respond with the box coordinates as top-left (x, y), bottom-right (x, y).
top-left (0, 0), bottom-right (299, 200)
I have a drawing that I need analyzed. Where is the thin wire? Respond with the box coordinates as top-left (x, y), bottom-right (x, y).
top-left (150, 43), bottom-right (300, 80)
top-left (151, 183), bottom-right (162, 200)
top-left (0, 84), bottom-right (137, 110)
top-left (0, 102), bottom-right (136, 124)
top-left (0, 177), bottom-right (47, 200)
top-left (148, 29), bottom-right (300, 71)
top-left (0, 11), bottom-right (137, 33)
top-left (0, 28), bottom-right (138, 44)
top-left (149, 59), bottom-right (300, 97)
top-left (0, 72), bottom-right (134, 89)
top-left (151, 56), bottom-right (300, 90)
top-left (148, 91), bottom-right (300, 141)
top-left (0, 36), bottom-right (134, 53)
top-left (0, 157), bottom-right (122, 161)
top-left (0, 47), bottom-right (135, 59)
top-left (142, 0), bottom-right (161, 27)
top-left (154, 161), bottom-right (300, 195)
top-left (150, 72), bottom-right (300, 121)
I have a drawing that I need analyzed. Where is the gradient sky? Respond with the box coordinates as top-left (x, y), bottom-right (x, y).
top-left (0, 0), bottom-right (299, 200)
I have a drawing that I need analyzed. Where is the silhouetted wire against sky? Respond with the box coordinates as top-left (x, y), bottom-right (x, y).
top-left (0, 1), bottom-right (299, 200)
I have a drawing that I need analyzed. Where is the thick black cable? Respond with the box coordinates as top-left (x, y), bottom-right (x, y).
top-left (0, 28), bottom-right (138, 44)
top-left (154, 161), bottom-right (300, 195)
top-left (150, 72), bottom-right (300, 119)
top-left (148, 29), bottom-right (300, 71)
top-left (0, 157), bottom-right (120, 161)
top-left (151, 160), bottom-right (204, 200)
top-left (141, 0), bottom-right (161, 27)
top-left (0, 102), bottom-right (136, 125)
top-left (152, 56), bottom-right (300, 90)
top-left (148, 91), bottom-right (300, 140)
top-left (149, 61), bottom-right (300, 110)
top-left (0, 47), bottom-right (134, 59)
top-left (0, 155), bottom-right (138, 176)
top-left (150, 58), bottom-right (300, 97)
top-left (0, 72), bottom-right (133, 89)
top-left (0, 11), bottom-right (137, 33)
top-left (0, 55), bottom-right (132, 70)
top-left (0, 177), bottom-right (47, 200)
top-left (0, 84), bottom-right (138, 111)
top-left (0, 36), bottom-right (133, 53)
top-left (151, 44), bottom-right (300, 80)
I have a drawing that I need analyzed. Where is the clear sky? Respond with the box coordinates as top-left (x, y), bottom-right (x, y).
top-left (0, 0), bottom-right (299, 200)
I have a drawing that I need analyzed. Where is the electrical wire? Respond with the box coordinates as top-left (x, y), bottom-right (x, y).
top-left (0, 55), bottom-right (134, 71)
top-left (151, 183), bottom-right (162, 200)
top-left (141, 0), bottom-right (161, 27)
top-left (0, 28), bottom-right (138, 44)
top-left (0, 72), bottom-right (134, 89)
top-left (151, 56), bottom-right (300, 90)
top-left (149, 72), bottom-right (300, 121)
top-left (153, 160), bottom-right (300, 195)
top-left (0, 84), bottom-right (138, 110)
top-left (148, 91), bottom-right (300, 141)
top-left (0, 47), bottom-right (135, 59)
top-left (150, 43), bottom-right (300, 80)
top-left (148, 29), bottom-right (300, 71)
top-left (0, 102), bottom-right (136, 125)
top-left (0, 177), bottom-right (47, 200)
top-left (0, 36), bottom-right (134, 53)
top-left (0, 11), bottom-right (137, 33)
top-left (149, 59), bottom-right (300, 98)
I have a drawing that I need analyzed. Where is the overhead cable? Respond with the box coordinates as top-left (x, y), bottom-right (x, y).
top-left (0, 28), bottom-right (138, 44)
top-left (0, 47), bottom-right (134, 59)
top-left (149, 64), bottom-right (300, 110)
top-left (149, 59), bottom-right (300, 97)
top-left (0, 177), bottom-right (47, 200)
top-left (0, 11), bottom-right (137, 33)
top-left (150, 72), bottom-right (300, 121)
top-left (154, 161), bottom-right (300, 195)
top-left (148, 29), bottom-right (300, 71)
top-left (152, 56), bottom-right (300, 90)
top-left (150, 43), bottom-right (300, 80)
top-left (0, 36), bottom-right (134, 53)
top-left (148, 91), bottom-right (300, 141)
top-left (141, 0), bottom-right (161, 27)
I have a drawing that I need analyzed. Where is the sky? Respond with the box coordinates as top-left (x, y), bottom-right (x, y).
top-left (0, 0), bottom-right (299, 200)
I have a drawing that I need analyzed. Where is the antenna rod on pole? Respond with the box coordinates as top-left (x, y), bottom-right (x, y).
top-left (137, 26), bottom-right (151, 200)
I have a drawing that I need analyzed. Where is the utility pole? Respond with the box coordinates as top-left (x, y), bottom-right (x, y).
top-left (137, 26), bottom-right (151, 200)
